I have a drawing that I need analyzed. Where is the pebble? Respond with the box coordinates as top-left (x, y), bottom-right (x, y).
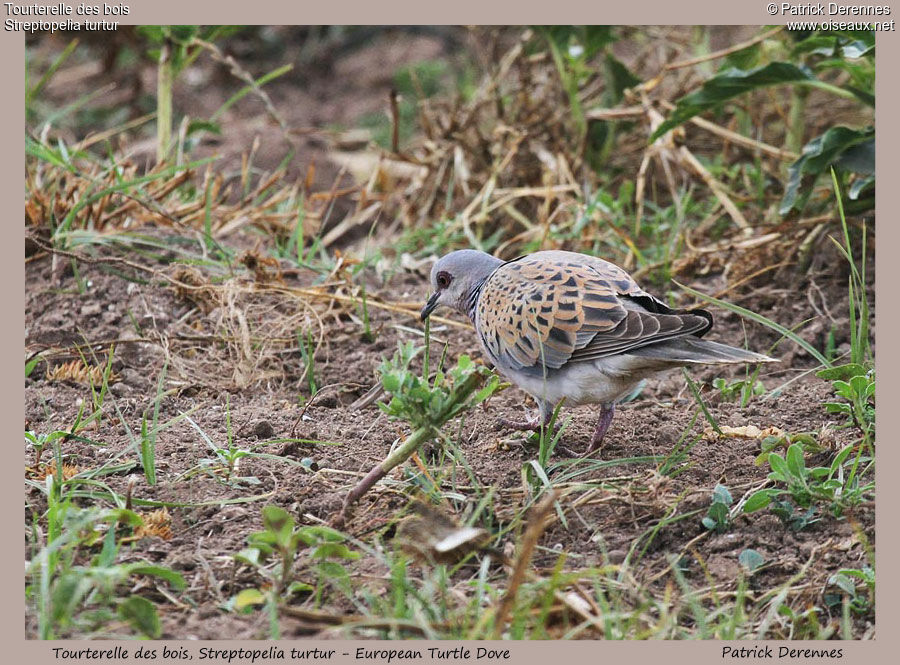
top-left (252, 420), bottom-right (275, 439)
top-left (607, 549), bottom-right (627, 564)
top-left (80, 303), bottom-right (102, 317)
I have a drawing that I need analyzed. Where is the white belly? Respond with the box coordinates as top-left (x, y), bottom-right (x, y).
top-left (496, 354), bottom-right (663, 408)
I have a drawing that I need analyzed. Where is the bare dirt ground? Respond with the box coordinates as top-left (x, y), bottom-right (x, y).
top-left (24, 231), bottom-right (874, 639)
top-left (25, 27), bottom-right (875, 639)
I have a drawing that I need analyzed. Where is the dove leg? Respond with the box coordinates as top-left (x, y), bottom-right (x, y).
top-left (585, 404), bottom-right (616, 454)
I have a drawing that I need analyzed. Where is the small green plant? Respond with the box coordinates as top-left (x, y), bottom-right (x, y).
top-left (744, 443), bottom-right (873, 519)
top-left (25, 429), bottom-right (69, 468)
top-left (184, 400), bottom-right (259, 486)
top-left (233, 505), bottom-right (359, 638)
top-left (297, 328), bottom-right (318, 396)
top-left (825, 566), bottom-right (874, 616)
top-left (816, 170), bottom-right (875, 447)
top-left (769, 500), bottom-right (819, 532)
top-left (27, 497), bottom-right (185, 639)
top-left (379, 342), bottom-right (500, 432)
top-left (712, 375), bottom-right (765, 406)
top-left (754, 430), bottom-right (824, 466)
top-left (523, 404), bottom-right (569, 496)
top-left (818, 365), bottom-right (874, 444)
top-left (135, 26), bottom-right (243, 162)
top-left (138, 361), bottom-right (167, 486)
top-left (337, 342), bottom-right (501, 522)
top-left (701, 484), bottom-right (733, 533)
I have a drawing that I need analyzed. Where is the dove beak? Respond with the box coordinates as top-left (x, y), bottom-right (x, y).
top-left (420, 292), bottom-right (440, 321)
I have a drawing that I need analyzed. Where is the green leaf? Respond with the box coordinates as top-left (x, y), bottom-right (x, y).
top-left (25, 354), bottom-right (42, 378)
top-left (472, 375), bottom-right (501, 405)
top-left (604, 52), bottom-right (641, 99)
top-left (817, 363), bottom-right (869, 382)
top-left (287, 581), bottom-right (315, 596)
top-left (739, 548), bottom-right (765, 572)
top-left (261, 505), bottom-right (294, 538)
top-left (117, 595), bottom-right (161, 639)
top-left (712, 483), bottom-right (733, 506)
top-left (743, 490), bottom-right (775, 513)
top-left (126, 564), bottom-right (186, 590)
top-left (780, 126), bottom-right (875, 214)
top-left (786, 444), bottom-right (806, 478)
top-left (107, 508), bottom-right (144, 528)
top-left (830, 446), bottom-right (854, 474)
top-left (703, 503), bottom-right (729, 532)
top-left (849, 375), bottom-right (871, 397)
top-left (832, 380), bottom-right (854, 399)
top-left (186, 119), bottom-right (222, 137)
top-left (234, 547), bottom-right (265, 568)
top-left (51, 574), bottom-right (90, 626)
top-left (768, 452), bottom-right (791, 481)
top-left (310, 542), bottom-right (360, 561)
top-left (382, 373), bottom-right (401, 394)
top-left (234, 588), bottom-right (267, 610)
top-left (651, 63), bottom-right (816, 141)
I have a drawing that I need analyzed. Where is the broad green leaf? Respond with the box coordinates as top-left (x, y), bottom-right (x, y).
top-left (786, 444), bottom-right (806, 478)
top-left (234, 547), bottom-right (265, 568)
top-left (849, 175), bottom-right (875, 200)
top-left (768, 452), bottom-right (791, 481)
top-left (126, 564), bottom-right (186, 590)
top-left (743, 490), bottom-right (775, 513)
top-left (651, 63), bottom-right (817, 141)
top-left (712, 484), bottom-right (733, 506)
top-left (739, 548), bottom-right (765, 572)
top-left (817, 363), bottom-right (869, 382)
top-left (780, 126), bottom-right (875, 214)
top-left (262, 505), bottom-right (294, 538)
top-left (310, 542), bottom-right (360, 561)
top-left (117, 595), bottom-right (161, 639)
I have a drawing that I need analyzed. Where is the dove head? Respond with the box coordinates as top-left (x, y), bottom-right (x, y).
top-left (420, 250), bottom-right (504, 321)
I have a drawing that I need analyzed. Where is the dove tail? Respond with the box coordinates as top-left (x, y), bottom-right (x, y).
top-left (629, 337), bottom-right (775, 365)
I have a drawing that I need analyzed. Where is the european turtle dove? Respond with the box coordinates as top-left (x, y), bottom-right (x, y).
top-left (420, 249), bottom-right (774, 455)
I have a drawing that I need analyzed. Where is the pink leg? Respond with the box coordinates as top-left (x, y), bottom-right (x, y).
top-left (585, 405), bottom-right (616, 454)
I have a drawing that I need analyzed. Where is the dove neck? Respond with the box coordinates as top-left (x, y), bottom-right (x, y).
top-left (463, 278), bottom-right (487, 323)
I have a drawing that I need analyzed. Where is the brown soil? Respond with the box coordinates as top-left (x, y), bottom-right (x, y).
top-left (24, 229), bottom-right (874, 639)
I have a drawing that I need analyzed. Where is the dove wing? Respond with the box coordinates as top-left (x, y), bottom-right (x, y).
top-left (475, 251), bottom-right (712, 372)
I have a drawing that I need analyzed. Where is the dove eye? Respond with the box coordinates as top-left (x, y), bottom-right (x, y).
top-left (436, 271), bottom-right (452, 289)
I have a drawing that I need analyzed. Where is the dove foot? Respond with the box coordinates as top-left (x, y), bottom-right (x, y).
top-left (498, 409), bottom-right (555, 433)
top-left (585, 405), bottom-right (616, 455)
top-left (498, 416), bottom-right (545, 432)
